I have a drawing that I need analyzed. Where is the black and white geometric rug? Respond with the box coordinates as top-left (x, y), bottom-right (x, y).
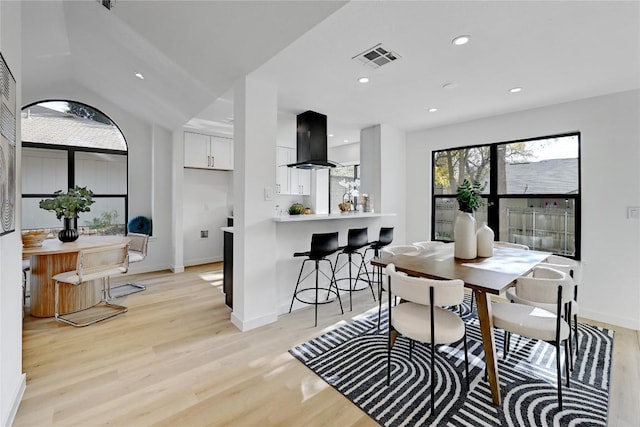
top-left (290, 296), bottom-right (613, 426)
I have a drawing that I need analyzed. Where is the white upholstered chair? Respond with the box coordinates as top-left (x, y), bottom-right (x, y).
top-left (493, 266), bottom-right (574, 410)
top-left (53, 243), bottom-right (129, 327)
top-left (538, 255), bottom-right (582, 355)
top-left (376, 245), bottom-right (422, 329)
top-left (385, 264), bottom-right (469, 416)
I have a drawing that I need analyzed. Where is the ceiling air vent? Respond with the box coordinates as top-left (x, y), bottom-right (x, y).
top-left (352, 43), bottom-right (401, 69)
top-left (98, 0), bottom-right (116, 10)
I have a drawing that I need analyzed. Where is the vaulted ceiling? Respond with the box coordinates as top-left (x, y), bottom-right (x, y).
top-left (21, 1), bottom-right (640, 146)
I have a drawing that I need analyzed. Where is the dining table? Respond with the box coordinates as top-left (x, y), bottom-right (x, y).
top-left (371, 243), bottom-right (550, 405)
top-left (23, 235), bottom-right (130, 317)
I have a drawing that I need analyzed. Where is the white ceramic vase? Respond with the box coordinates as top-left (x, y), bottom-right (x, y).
top-left (476, 222), bottom-right (495, 257)
top-left (454, 211), bottom-right (477, 259)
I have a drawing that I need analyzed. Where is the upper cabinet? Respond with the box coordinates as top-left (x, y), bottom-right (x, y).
top-left (276, 146), bottom-right (310, 195)
top-left (184, 131), bottom-right (233, 170)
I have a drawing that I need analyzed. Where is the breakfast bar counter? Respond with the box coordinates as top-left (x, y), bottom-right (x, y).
top-left (272, 212), bottom-right (394, 222)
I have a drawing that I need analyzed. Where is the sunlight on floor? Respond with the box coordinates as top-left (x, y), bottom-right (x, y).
top-left (199, 271), bottom-right (223, 282)
top-left (300, 375), bottom-right (329, 402)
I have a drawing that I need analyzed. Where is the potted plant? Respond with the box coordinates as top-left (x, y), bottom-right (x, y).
top-left (39, 185), bottom-right (95, 242)
top-left (456, 179), bottom-right (486, 214)
top-left (454, 179), bottom-right (486, 259)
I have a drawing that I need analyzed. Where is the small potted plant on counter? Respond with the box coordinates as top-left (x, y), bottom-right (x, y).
top-left (39, 185), bottom-right (95, 242)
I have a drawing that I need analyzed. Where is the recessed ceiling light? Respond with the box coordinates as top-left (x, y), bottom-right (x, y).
top-left (329, 134), bottom-right (334, 137)
top-left (452, 35), bottom-right (470, 46)
top-left (428, 108), bottom-right (438, 113)
top-left (134, 72), bottom-right (144, 80)
top-left (343, 139), bottom-right (349, 143)
top-left (358, 77), bottom-right (369, 84)
top-left (509, 87), bottom-right (523, 93)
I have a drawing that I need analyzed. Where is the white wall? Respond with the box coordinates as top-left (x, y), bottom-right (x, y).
top-left (329, 142), bottom-right (360, 165)
top-left (183, 168), bottom-right (231, 265)
top-left (406, 90), bottom-right (640, 330)
top-left (0, 2), bottom-right (25, 426)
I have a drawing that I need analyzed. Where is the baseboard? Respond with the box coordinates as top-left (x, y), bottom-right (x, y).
top-left (3, 373), bottom-right (26, 427)
top-left (230, 311), bottom-right (278, 332)
top-left (579, 308), bottom-right (640, 331)
top-left (126, 263), bottom-right (171, 275)
top-left (183, 256), bottom-right (223, 267)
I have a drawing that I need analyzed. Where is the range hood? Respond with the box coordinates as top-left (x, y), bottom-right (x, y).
top-left (287, 110), bottom-right (337, 169)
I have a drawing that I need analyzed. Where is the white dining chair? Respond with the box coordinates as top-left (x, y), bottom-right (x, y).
top-left (376, 245), bottom-right (422, 329)
top-left (53, 243), bottom-right (129, 327)
top-left (385, 263), bottom-right (469, 417)
top-left (493, 266), bottom-right (574, 410)
top-left (111, 232), bottom-right (149, 298)
top-left (538, 254), bottom-right (582, 356)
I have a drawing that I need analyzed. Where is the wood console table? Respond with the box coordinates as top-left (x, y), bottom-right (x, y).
top-left (23, 235), bottom-right (130, 317)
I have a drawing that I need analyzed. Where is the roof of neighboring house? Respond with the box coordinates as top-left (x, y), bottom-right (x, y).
top-left (506, 158), bottom-right (578, 194)
top-left (21, 105), bottom-right (127, 151)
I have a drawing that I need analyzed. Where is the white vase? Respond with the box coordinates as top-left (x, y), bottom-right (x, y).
top-left (454, 211), bottom-right (477, 259)
top-left (476, 222), bottom-right (495, 257)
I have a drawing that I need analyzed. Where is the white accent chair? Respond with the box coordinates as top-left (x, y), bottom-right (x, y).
top-left (493, 266), bottom-right (574, 410)
top-left (52, 243), bottom-right (129, 327)
top-left (385, 264), bottom-right (469, 416)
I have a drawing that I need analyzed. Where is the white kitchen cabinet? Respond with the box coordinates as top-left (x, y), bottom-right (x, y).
top-left (275, 146), bottom-right (310, 195)
top-left (184, 131), bottom-right (233, 170)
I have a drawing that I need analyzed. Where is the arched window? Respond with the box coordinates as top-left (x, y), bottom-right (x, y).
top-left (21, 100), bottom-right (128, 235)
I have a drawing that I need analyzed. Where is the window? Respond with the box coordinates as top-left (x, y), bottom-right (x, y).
top-left (21, 100), bottom-right (128, 235)
top-left (432, 133), bottom-right (581, 258)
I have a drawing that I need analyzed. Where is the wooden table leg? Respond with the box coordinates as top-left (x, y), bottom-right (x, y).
top-left (474, 289), bottom-right (501, 405)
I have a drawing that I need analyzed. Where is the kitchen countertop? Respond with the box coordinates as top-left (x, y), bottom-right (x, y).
top-left (221, 226), bottom-right (233, 233)
top-left (272, 212), bottom-right (395, 222)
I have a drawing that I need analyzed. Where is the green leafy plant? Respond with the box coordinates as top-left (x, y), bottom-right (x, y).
top-left (288, 203), bottom-right (305, 215)
top-left (39, 186), bottom-right (95, 220)
top-left (456, 179), bottom-right (486, 213)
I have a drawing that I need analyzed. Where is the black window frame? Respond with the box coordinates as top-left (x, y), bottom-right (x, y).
top-left (431, 132), bottom-right (581, 259)
top-left (21, 100), bottom-right (129, 234)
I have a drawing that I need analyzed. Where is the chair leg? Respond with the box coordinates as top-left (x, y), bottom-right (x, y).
top-left (430, 340), bottom-right (435, 415)
top-left (564, 339), bottom-right (571, 389)
top-left (503, 331), bottom-right (510, 359)
top-left (386, 276), bottom-right (393, 386)
top-left (314, 260), bottom-right (320, 327)
top-left (327, 258), bottom-right (343, 315)
top-left (289, 259), bottom-right (309, 314)
top-left (470, 291), bottom-right (475, 311)
top-left (574, 314), bottom-right (579, 354)
top-left (354, 252), bottom-right (376, 302)
top-left (463, 327), bottom-right (470, 391)
top-left (556, 341), bottom-right (563, 411)
top-left (347, 254), bottom-right (353, 311)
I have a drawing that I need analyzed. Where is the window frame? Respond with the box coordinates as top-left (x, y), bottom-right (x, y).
top-left (21, 100), bottom-right (129, 235)
top-left (431, 132), bottom-right (581, 259)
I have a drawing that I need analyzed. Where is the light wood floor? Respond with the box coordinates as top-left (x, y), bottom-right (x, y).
top-left (14, 264), bottom-right (640, 426)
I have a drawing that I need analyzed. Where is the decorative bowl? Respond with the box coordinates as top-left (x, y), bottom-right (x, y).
top-left (22, 230), bottom-right (47, 247)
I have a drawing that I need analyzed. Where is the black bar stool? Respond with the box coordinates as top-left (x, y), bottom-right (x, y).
top-left (334, 228), bottom-right (375, 311)
top-left (289, 232), bottom-right (344, 327)
top-left (361, 227), bottom-right (394, 328)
